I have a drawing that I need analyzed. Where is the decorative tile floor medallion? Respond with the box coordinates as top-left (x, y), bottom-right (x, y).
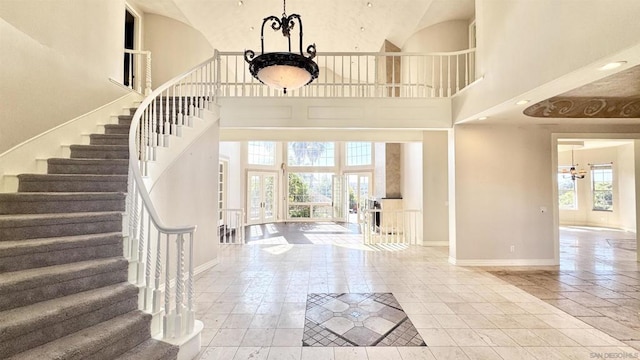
top-left (303, 293), bottom-right (426, 347)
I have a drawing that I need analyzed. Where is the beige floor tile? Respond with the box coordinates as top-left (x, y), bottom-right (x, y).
top-left (266, 347), bottom-right (301, 360)
top-left (198, 347), bottom-right (239, 360)
top-left (429, 347), bottom-right (471, 360)
top-left (272, 328), bottom-right (304, 346)
top-left (397, 347), bottom-right (436, 360)
top-left (365, 347), bottom-right (402, 360)
top-left (417, 328), bottom-right (458, 346)
top-left (334, 347), bottom-right (369, 360)
top-left (301, 347), bottom-right (335, 360)
top-left (233, 347), bottom-right (270, 360)
top-left (460, 347), bottom-right (502, 360)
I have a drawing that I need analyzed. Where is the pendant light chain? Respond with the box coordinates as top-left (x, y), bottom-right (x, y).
top-left (283, 0), bottom-right (287, 17)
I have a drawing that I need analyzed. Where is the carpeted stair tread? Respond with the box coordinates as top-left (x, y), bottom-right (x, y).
top-left (90, 134), bottom-right (128, 146)
top-left (104, 124), bottom-right (130, 135)
top-left (0, 211), bottom-right (122, 228)
top-left (0, 282), bottom-right (138, 341)
top-left (0, 257), bottom-right (127, 295)
top-left (70, 144), bottom-right (129, 160)
top-left (0, 192), bottom-right (126, 214)
top-left (0, 211), bottom-right (122, 241)
top-left (5, 310), bottom-right (150, 360)
top-left (114, 338), bottom-right (179, 360)
top-left (0, 232), bottom-right (122, 273)
top-left (47, 158), bottom-right (128, 174)
top-left (17, 174), bottom-right (128, 192)
top-left (118, 115), bottom-right (133, 125)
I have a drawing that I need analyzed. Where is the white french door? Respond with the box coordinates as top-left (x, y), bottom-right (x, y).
top-left (346, 173), bottom-right (373, 223)
top-left (332, 175), bottom-right (347, 221)
top-left (247, 171), bottom-right (277, 225)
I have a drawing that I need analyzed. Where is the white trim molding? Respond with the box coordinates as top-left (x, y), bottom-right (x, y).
top-left (449, 257), bottom-right (558, 267)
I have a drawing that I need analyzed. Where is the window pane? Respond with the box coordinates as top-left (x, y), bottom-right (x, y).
top-left (558, 168), bottom-right (577, 210)
top-left (287, 142), bottom-right (335, 166)
top-left (346, 142), bottom-right (372, 166)
top-left (591, 165), bottom-right (613, 211)
top-left (248, 141), bottom-right (276, 165)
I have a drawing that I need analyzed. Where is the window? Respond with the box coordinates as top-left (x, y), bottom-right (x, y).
top-left (248, 141), bottom-right (276, 166)
top-left (591, 164), bottom-right (613, 211)
top-left (288, 172), bottom-right (333, 218)
top-left (287, 142), bottom-right (335, 166)
top-left (346, 142), bottom-right (372, 166)
top-left (558, 167), bottom-right (577, 210)
top-left (218, 160), bottom-right (228, 222)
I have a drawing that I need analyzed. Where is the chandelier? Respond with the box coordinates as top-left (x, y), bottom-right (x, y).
top-left (563, 147), bottom-right (586, 180)
top-left (244, 0), bottom-right (319, 94)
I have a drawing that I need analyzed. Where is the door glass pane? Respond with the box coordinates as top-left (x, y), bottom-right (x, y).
top-left (264, 175), bottom-right (275, 218)
top-left (332, 175), bottom-right (344, 219)
top-left (249, 175), bottom-right (261, 220)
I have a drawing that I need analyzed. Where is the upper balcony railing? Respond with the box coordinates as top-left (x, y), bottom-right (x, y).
top-left (217, 49), bottom-right (476, 98)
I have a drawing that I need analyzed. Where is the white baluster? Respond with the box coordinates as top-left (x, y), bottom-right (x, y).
top-left (153, 231), bottom-right (162, 313)
top-left (137, 207), bottom-right (146, 284)
top-left (145, 52), bottom-right (152, 95)
top-left (163, 90), bottom-right (170, 147)
top-left (144, 214), bottom-right (153, 311)
top-left (163, 233), bottom-right (172, 339)
top-left (186, 232), bottom-right (195, 332)
top-left (174, 234), bottom-right (185, 337)
top-left (130, 186), bottom-right (140, 261)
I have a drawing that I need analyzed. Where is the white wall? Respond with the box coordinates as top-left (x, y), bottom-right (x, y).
top-left (452, 124), bottom-right (555, 264)
top-left (402, 142), bottom-right (423, 241)
top-left (453, 0), bottom-right (640, 122)
top-left (402, 20), bottom-right (469, 52)
top-left (150, 124), bottom-right (220, 271)
top-left (619, 143), bottom-right (637, 232)
top-left (374, 143), bottom-right (386, 199)
top-left (423, 131), bottom-right (449, 245)
top-left (451, 124), bottom-right (640, 265)
top-left (0, 0), bottom-right (130, 153)
top-left (219, 142), bottom-right (242, 210)
top-left (559, 144), bottom-right (636, 231)
top-left (144, 14), bottom-right (214, 86)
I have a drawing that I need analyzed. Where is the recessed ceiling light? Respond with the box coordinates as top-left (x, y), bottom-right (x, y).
top-left (478, 116), bottom-right (488, 121)
top-left (360, 27), bottom-right (365, 32)
top-left (237, 0), bottom-right (244, 6)
top-left (516, 100), bottom-right (530, 105)
top-left (249, 26), bottom-right (254, 31)
top-left (599, 61), bottom-right (626, 70)
top-left (367, 2), bottom-right (373, 7)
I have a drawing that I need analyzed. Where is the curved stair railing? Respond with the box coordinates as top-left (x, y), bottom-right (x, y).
top-left (125, 51), bottom-right (219, 341)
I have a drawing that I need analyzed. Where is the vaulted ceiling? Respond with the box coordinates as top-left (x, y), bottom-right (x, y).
top-left (129, 0), bottom-right (475, 52)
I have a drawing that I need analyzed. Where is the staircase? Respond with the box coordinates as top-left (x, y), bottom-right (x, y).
top-left (0, 109), bottom-right (179, 360)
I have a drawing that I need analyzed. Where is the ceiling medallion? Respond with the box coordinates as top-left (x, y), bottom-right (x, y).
top-left (244, 0), bottom-right (319, 94)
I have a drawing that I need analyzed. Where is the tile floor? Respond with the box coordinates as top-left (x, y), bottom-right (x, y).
top-left (487, 226), bottom-right (640, 351)
top-left (194, 225), bottom-right (638, 359)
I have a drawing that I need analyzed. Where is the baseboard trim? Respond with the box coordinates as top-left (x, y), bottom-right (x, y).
top-left (449, 257), bottom-right (558, 266)
top-left (194, 258), bottom-right (218, 276)
top-left (421, 241), bottom-right (449, 247)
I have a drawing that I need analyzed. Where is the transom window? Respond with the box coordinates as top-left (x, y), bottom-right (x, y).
top-left (247, 141), bottom-right (276, 166)
top-left (591, 164), bottom-right (613, 211)
top-left (287, 142), bottom-right (335, 167)
top-left (346, 142), bottom-right (372, 166)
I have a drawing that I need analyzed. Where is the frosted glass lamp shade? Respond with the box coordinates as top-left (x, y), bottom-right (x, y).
top-left (246, 52), bottom-right (319, 93)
